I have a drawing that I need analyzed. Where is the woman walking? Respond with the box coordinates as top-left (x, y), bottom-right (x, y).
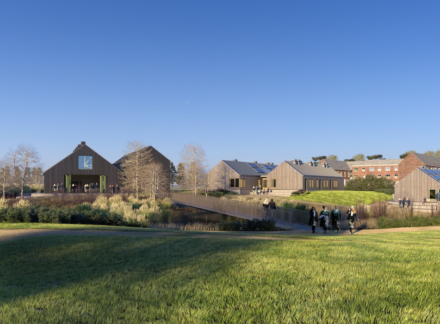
top-left (308, 207), bottom-right (318, 234)
top-left (346, 206), bottom-right (358, 234)
top-left (331, 205), bottom-right (341, 234)
top-left (319, 206), bottom-right (329, 234)
top-left (263, 199), bottom-right (269, 219)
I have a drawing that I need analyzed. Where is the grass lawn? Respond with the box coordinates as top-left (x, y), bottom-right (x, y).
top-left (0, 223), bottom-right (169, 231)
top-left (287, 190), bottom-right (393, 206)
top-left (1, 232), bottom-right (440, 322)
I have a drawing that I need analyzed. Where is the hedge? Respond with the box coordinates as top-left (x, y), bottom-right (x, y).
top-left (377, 216), bottom-right (440, 229)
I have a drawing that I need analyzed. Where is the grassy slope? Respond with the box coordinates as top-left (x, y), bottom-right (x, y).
top-left (287, 190), bottom-right (393, 206)
top-left (0, 223), bottom-right (167, 231)
top-left (1, 233), bottom-right (439, 323)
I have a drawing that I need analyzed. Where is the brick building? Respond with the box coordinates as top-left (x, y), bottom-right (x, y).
top-left (349, 159), bottom-right (403, 181)
top-left (399, 153), bottom-right (440, 180)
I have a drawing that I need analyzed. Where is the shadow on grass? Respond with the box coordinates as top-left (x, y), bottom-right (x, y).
top-left (0, 234), bottom-right (267, 309)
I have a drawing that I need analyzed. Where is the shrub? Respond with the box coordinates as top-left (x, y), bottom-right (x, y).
top-left (0, 198), bottom-right (8, 209)
top-left (161, 198), bottom-right (172, 209)
top-left (218, 218), bottom-right (276, 231)
top-left (108, 195), bottom-right (123, 205)
top-left (13, 199), bottom-right (31, 208)
top-left (92, 196), bottom-right (108, 210)
top-left (345, 175), bottom-right (395, 191)
top-left (377, 216), bottom-right (440, 228)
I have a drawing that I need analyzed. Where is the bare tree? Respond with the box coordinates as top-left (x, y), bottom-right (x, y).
top-left (175, 162), bottom-right (186, 188)
top-left (0, 159), bottom-right (12, 198)
top-left (180, 144), bottom-right (207, 194)
top-left (30, 167), bottom-right (44, 192)
top-left (119, 141), bottom-right (152, 199)
top-left (145, 162), bottom-right (169, 200)
top-left (13, 145), bottom-right (41, 197)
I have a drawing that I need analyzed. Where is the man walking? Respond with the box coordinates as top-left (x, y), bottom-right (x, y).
top-left (268, 199), bottom-right (276, 220)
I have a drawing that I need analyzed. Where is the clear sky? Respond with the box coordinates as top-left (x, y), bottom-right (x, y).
top-left (1, 1), bottom-right (439, 170)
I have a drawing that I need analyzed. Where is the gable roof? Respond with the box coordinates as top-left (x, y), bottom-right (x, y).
top-left (43, 142), bottom-right (120, 174)
top-left (321, 160), bottom-right (351, 171)
top-left (347, 159), bottom-right (402, 167)
top-left (113, 146), bottom-right (170, 171)
top-left (285, 161), bottom-right (343, 177)
top-left (412, 153), bottom-right (440, 168)
top-left (223, 160), bottom-right (277, 176)
top-left (419, 167), bottom-right (440, 182)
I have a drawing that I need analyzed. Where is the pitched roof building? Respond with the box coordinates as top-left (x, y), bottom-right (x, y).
top-left (395, 167), bottom-right (440, 202)
top-left (399, 153), bottom-right (440, 180)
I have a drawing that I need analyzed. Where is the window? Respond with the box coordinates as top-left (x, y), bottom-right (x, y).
top-left (263, 179), bottom-right (267, 187)
top-left (78, 156), bottom-right (93, 170)
top-left (235, 179), bottom-right (239, 188)
top-left (308, 179), bottom-right (314, 188)
top-left (230, 179), bottom-right (235, 187)
top-left (353, 168), bottom-right (358, 172)
top-left (333, 180), bottom-right (338, 188)
top-left (354, 175), bottom-right (358, 179)
top-left (385, 167), bottom-right (391, 171)
top-left (430, 190), bottom-right (436, 200)
top-left (272, 179), bottom-right (276, 188)
top-left (362, 168), bottom-right (365, 172)
top-left (378, 167), bottom-right (382, 171)
top-left (394, 174), bottom-right (398, 179)
top-left (394, 166), bottom-right (398, 171)
top-left (378, 174), bottom-right (382, 178)
top-left (385, 174), bottom-right (390, 179)
top-left (369, 167), bottom-right (374, 171)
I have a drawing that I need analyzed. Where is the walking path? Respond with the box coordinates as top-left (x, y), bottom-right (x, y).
top-left (1, 226), bottom-right (440, 243)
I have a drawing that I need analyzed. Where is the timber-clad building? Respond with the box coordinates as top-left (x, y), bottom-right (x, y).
top-left (43, 141), bottom-right (170, 194)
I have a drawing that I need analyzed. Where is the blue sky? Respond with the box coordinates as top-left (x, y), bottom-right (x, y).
top-left (1, 1), bottom-right (439, 170)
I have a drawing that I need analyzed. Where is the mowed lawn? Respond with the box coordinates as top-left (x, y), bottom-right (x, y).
top-left (287, 190), bottom-right (393, 206)
top-left (1, 232), bottom-right (439, 323)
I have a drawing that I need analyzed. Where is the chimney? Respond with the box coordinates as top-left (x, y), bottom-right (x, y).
top-left (253, 161), bottom-right (257, 163)
top-left (81, 141), bottom-right (86, 146)
top-left (233, 159), bottom-right (237, 162)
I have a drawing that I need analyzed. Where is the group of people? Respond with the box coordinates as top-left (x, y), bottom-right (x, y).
top-left (398, 197), bottom-right (411, 208)
top-left (263, 199), bottom-right (277, 219)
top-left (84, 183), bottom-right (99, 193)
top-left (252, 186), bottom-right (271, 195)
top-left (53, 183), bottom-right (65, 192)
top-left (308, 205), bottom-right (358, 234)
top-left (108, 184), bottom-right (120, 194)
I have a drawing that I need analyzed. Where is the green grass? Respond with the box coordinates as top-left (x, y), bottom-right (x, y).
top-left (1, 232), bottom-right (440, 322)
top-left (0, 223), bottom-right (167, 231)
top-left (288, 190), bottom-right (393, 206)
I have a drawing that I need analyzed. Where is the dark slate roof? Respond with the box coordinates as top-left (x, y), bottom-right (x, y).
top-left (286, 161), bottom-right (343, 177)
top-left (321, 160), bottom-right (351, 171)
top-left (223, 160), bottom-right (277, 176)
top-left (413, 153), bottom-right (440, 168)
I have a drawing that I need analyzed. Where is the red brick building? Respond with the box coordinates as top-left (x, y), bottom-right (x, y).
top-left (399, 153), bottom-right (440, 180)
top-left (348, 159), bottom-right (403, 181)
top-left (319, 160), bottom-right (351, 182)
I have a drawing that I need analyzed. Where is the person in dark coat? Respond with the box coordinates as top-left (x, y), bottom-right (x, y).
top-left (268, 199), bottom-right (276, 219)
top-left (331, 205), bottom-right (341, 234)
top-left (346, 206), bottom-right (358, 234)
top-left (402, 197), bottom-right (407, 208)
top-left (406, 197), bottom-right (411, 208)
top-left (308, 207), bottom-right (318, 234)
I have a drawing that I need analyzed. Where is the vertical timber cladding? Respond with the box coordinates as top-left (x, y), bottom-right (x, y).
top-left (43, 144), bottom-right (120, 193)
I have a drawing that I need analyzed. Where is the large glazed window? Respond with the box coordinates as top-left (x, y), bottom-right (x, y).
top-left (78, 156), bottom-right (93, 170)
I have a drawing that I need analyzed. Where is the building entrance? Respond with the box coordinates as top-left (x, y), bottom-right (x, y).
top-left (69, 175), bottom-right (101, 193)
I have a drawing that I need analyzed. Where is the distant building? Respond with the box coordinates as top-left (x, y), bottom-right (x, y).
top-left (399, 153), bottom-right (440, 180)
top-left (207, 160), bottom-right (276, 194)
top-left (266, 160), bottom-right (344, 196)
top-left (44, 141), bottom-right (170, 195)
top-left (318, 160), bottom-right (351, 182)
top-left (349, 159), bottom-right (403, 181)
top-left (394, 167), bottom-right (440, 202)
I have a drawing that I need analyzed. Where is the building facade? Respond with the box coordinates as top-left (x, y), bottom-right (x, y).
top-left (319, 160), bottom-right (351, 182)
top-left (44, 142), bottom-right (170, 195)
top-left (398, 153), bottom-right (440, 180)
top-left (394, 167), bottom-right (440, 202)
top-left (349, 159), bottom-right (403, 181)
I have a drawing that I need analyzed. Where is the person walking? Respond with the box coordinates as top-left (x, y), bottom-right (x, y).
top-left (320, 206), bottom-right (329, 234)
top-left (331, 205), bottom-right (341, 234)
top-left (346, 206), bottom-right (358, 234)
top-left (268, 199), bottom-right (276, 219)
top-left (402, 197), bottom-right (407, 208)
top-left (263, 199), bottom-right (269, 219)
top-left (407, 197), bottom-right (411, 208)
top-left (308, 207), bottom-right (318, 234)
top-left (398, 198), bottom-right (402, 208)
